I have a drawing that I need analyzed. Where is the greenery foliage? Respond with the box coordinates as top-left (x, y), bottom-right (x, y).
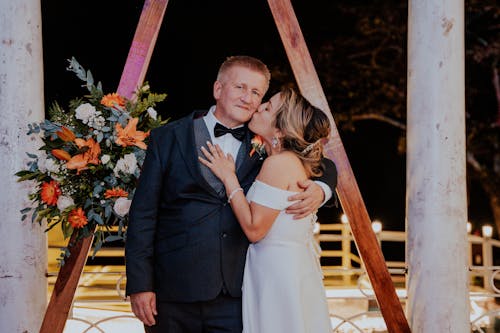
top-left (15, 58), bottom-right (168, 264)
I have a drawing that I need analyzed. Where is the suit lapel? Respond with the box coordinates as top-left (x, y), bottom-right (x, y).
top-left (174, 111), bottom-right (219, 198)
top-left (194, 118), bottom-right (226, 195)
top-left (235, 127), bottom-right (250, 171)
top-left (174, 113), bottom-right (262, 197)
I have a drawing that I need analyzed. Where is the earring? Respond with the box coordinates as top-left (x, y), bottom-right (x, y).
top-left (271, 137), bottom-right (279, 148)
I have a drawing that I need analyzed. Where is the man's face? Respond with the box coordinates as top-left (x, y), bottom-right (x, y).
top-left (213, 66), bottom-right (268, 128)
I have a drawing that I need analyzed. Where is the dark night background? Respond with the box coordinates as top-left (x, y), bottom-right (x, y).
top-left (40, 0), bottom-right (496, 262)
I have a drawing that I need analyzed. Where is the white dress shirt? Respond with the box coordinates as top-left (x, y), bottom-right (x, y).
top-left (203, 105), bottom-right (244, 160)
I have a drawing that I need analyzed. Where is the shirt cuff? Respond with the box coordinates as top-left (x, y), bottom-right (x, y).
top-left (314, 180), bottom-right (332, 207)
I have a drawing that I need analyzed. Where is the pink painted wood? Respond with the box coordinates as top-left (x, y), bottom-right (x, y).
top-left (117, 0), bottom-right (170, 99)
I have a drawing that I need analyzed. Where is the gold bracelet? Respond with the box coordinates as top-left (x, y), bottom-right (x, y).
top-left (227, 187), bottom-right (243, 203)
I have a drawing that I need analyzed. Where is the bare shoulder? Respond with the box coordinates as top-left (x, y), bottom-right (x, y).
top-left (257, 152), bottom-right (307, 190)
top-left (263, 152), bottom-right (302, 168)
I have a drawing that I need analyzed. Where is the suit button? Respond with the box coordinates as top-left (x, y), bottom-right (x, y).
top-left (221, 232), bottom-right (228, 238)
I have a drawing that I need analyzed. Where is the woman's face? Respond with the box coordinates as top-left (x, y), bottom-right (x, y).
top-left (248, 92), bottom-right (282, 139)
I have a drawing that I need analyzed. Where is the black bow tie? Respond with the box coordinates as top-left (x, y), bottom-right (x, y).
top-left (214, 123), bottom-right (246, 141)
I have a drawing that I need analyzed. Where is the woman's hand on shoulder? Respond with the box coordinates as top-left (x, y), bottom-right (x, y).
top-left (285, 180), bottom-right (324, 219)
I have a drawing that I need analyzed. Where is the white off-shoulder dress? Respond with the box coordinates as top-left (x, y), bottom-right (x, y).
top-left (242, 180), bottom-right (331, 333)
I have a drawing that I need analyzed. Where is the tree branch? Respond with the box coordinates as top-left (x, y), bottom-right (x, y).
top-left (467, 151), bottom-right (483, 173)
top-left (348, 113), bottom-right (407, 130)
top-left (492, 61), bottom-right (500, 125)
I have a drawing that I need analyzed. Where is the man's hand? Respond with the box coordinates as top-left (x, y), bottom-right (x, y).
top-left (130, 291), bottom-right (157, 326)
top-left (286, 179), bottom-right (324, 219)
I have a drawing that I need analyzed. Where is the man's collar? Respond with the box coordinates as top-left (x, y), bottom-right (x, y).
top-left (206, 105), bottom-right (244, 129)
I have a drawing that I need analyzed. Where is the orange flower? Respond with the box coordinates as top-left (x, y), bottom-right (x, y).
top-left (250, 135), bottom-right (264, 157)
top-left (68, 207), bottom-right (88, 228)
top-left (56, 126), bottom-right (76, 142)
top-left (104, 187), bottom-right (129, 199)
top-left (41, 180), bottom-right (61, 206)
top-left (115, 118), bottom-right (149, 150)
top-left (101, 93), bottom-right (125, 108)
top-left (66, 138), bottom-right (101, 174)
top-left (52, 149), bottom-right (71, 161)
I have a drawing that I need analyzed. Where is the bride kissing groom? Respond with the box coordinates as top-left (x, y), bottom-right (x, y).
top-left (126, 55), bottom-right (336, 333)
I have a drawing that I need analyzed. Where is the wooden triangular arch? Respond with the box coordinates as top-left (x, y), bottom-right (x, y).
top-left (40, 1), bottom-right (411, 332)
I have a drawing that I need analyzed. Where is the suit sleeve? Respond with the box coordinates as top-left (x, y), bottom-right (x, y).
top-left (314, 157), bottom-right (338, 208)
top-left (125, 129), bottom-right (164, 295)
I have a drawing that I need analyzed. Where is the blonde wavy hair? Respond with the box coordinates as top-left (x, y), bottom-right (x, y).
top-left (273, 87), bottom-right (330, 177)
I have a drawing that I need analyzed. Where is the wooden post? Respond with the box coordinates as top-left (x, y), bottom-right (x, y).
top-left (117, 0), bottom-right (169, 99)
top-left (39, 233), bottom-right (94, 333)
top-left (39, 1), bottom-right (170, 332)
top-left (341, 223), bottom-right (352, 284)
top-left (267, 0), bottom-right (411, 332)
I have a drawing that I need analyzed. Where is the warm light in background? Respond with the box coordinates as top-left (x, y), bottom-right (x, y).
top-left (482, 225), bottom-right (493, 238)
top-left (467, 222), bottom-right (472, 234)
top-left (371, 220), bottom-right (382, 234)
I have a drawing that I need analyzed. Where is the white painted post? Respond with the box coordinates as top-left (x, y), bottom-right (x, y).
top-left (407, 0), bottom-right (469, 332)
top-left (0, 1), bottom-right (47, 332)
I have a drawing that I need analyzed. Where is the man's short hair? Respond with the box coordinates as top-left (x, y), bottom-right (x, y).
top-left (217, 55), bottom-right (271, 85)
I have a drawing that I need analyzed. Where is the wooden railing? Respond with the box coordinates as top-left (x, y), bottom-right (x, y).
top-left (49, 222), bottom-right (500, 332)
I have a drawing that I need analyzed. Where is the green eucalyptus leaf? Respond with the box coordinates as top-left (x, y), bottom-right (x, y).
top-left (104, 235), bottom-right (123, 242)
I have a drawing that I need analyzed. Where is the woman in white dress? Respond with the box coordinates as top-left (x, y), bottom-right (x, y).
top-left (199, 87), bottom-right (332, 333)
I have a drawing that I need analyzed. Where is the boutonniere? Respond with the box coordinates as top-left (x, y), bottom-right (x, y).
top-left (250, 135), bottom-right (266, 160)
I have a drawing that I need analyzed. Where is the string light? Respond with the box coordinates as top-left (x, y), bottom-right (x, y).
top-left (371, 220), bottom-right (382, 234)
top-left (482, 225), bottom-right (493, 238)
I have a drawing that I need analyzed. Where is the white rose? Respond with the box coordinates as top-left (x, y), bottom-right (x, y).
top-left (113, 153), bottom-right (137, 176)
top-left (101, 154), bottom-right (110, 164)
top-left (90, 115), bottom-right (106, 129)
top-left (147, 107), bottom-right (157, 120)
top-left (57, 196), bottom-right (74, 211)
top-left (113, 197), bottom-right (132, 217)
top-left (123, 152), bottom-right (137, 165)
top-left (75, 103), bottom-right (97, 123)
top-left (45, 158), bottom-right (60, 173)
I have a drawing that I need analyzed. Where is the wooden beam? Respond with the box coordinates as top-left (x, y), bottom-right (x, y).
top-left (39, 233), bottom-right (94, 333)
top-left (267, 1), bottom-right (411, 332)
top-left (117, 0), bottom-right (170, 99)
top-left (40, 1), bottom-right (170, 332)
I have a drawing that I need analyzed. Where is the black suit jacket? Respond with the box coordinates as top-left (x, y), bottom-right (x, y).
top-left (125, 110), bottom-right (337, 302)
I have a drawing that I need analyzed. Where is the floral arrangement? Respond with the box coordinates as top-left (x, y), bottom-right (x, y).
top-left (15, 58), bottom-right (168, 263)
top-left (249, 135), bottom-right (266, 159)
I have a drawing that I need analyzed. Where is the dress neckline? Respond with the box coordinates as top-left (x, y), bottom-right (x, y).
top-left (253, 180), bottom-right (301, 195)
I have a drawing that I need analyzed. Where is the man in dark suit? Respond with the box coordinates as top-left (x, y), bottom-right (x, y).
top-left (125, 56), bottom-right (337, 332)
